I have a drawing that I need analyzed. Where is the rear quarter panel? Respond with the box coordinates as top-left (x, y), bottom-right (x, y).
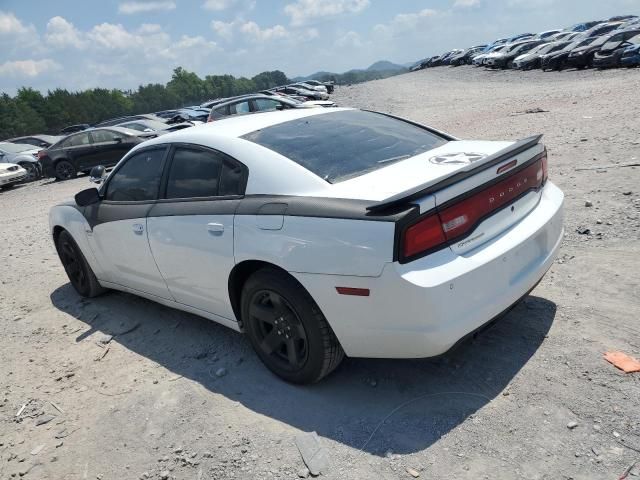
top-left (234, 215), bottom-right (395, 277)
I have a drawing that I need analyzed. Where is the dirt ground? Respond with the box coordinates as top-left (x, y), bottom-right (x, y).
top-left (1, 66), bottom-right (640, 480)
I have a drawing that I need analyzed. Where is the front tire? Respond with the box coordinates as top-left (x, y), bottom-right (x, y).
top-left (241, 268), bottom-right (344, 384)
top-left (54, 160), bottom-right (77, 181)
top-left (56, 230), bottom-right (106, 298)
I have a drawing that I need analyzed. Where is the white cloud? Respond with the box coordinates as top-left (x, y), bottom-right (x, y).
top-left (118, 1), bottom-right (176, 14)
top-left (335, 31), bottom-right (362, 48)
top-left (45, 16), bottom-right (86, 49)
top-left (211, 19), bottom-right (291, 43)
top-left (0, 59), bottom-right (61, 77)
top-left (0, 11), bottom-right (30, 34)
top-left (202, 0), bottom-right (255, 11)
top-left (240, 21), bottom-right (289, 42)
top-left (374, 8), bottom-right (439, 37)
top-left (284, 0), bottom-right (370, 26)
top-left (454, 0), bottom-right (480, 7)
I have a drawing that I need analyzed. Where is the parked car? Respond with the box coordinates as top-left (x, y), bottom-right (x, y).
top-left (449, 46), bottom-right (486, 66)
top-left (582, 21), bottom-right (624, 38)
top-left (512, 40), bottom-right (573, 70)
top-left (593, 32), bottom-right (640, 68)
top-left (272, 86), bottom-right (328, 101)
top-left (0, 162), bottom-right (27, 189)
top-left (473, 45), bottom-right (509, 66)
top-left (620, 42), bottom-right (640, 66)
top-left (534, 29), bottom-right (562, 40)
top-left (60, 124), bottom-right (90, 135)
top-left (569, 20), bottom-right (603, 32)
top-left (288, 84), bottom-right (330, 100)
top-left (290, 82), bottom-right (328, 94)
top-left (566, 28), bottom-right (640, 68)
top-left (94, 114), bottom-right (165, 128)
top-left (486, 40), bottom-right (544, 68)
top-left (540, 37), bottom-right (595, 70)
top-left (50, 107), bottom-right (563, 383)
top-left (116, 119), bottom-right (195, 133)
top-left (207, 94), bottom-right (324, 122)
top-left (609, 15), bottom-right (638, 22)
top-left (0, 142), bottom-right (43, 181)
top-left (4, 134), bottom-right (63, 149)
top-left (39, 127), bottom-right (151, 180)
top-left (304, 80), bottom-right (334, 94)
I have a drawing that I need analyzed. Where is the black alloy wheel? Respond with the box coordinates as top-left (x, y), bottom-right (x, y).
top-left (55, 160), bottom-right (77, 180)
top-left (249, 290), bottom-right (309, 372)
top-left (56, 230), bottom-right (106, 297)
top-left (241, 268), bottom-right (344, 384)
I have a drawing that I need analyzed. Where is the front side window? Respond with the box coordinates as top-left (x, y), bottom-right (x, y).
top-left (105, 149), bottom-right (166, 201)
top-left (230, 101), bottom-right (250, 115)
top-left (254, 98), bottom-right (281, 112)
top-left (166, 148), bottom-right (223, 199)
top-left (62, 133), bottom-right (90, 148)
top-left (91, 130), bottom-right (123, 143)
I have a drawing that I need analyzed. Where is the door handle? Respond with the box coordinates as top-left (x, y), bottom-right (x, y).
top-left (133, 223), bottom-right (144, 235)
top-left (207, 222), bottom-right (224, 235)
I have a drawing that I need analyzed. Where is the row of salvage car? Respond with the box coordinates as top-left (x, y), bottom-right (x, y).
top-left (413, 15), bottom-right (640, 72)
top-left (0, 81), bottom-right (335, 186)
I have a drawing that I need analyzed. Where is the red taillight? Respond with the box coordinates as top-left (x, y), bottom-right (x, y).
top-left (335, 287), bottom-right (370, 296)
top-left (403, 213), bottom-right (446, 258)
top-left (401, 155), bottom-right (546, 260)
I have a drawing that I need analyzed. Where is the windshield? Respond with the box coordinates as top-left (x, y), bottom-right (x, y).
top-left (0, 142), bottom-right (33, 153)
top-left (243, 110), bottom-right (448, 183)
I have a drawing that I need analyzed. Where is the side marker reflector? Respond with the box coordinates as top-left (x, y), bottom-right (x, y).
top-left (336, 287), bottom-right (370, 296)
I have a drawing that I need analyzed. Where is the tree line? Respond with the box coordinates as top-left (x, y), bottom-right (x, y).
top-left (0, 68), bottom-right (289, 139)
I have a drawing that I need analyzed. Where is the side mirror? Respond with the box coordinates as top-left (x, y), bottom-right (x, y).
top-left (75, 187), bottom-right (101, 207)
top-left (113, 137), bottom-right (123, 143)
top-left (89, 165), bottom-right (106, 184)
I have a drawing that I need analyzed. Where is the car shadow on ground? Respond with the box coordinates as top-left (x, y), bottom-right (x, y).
top-left (50, 283), bottom-right (555, 456)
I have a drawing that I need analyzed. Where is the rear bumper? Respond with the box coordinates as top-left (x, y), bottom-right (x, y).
top-left (294, 181), bottom-right (564, 358)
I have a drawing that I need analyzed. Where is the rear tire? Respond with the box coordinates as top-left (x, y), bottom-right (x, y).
top-left (54, 160), bottom-right (77, 181)
top-left (56, 230), bottom-right (106, 298)
top-left (241, 268), bottom-right (344, 384)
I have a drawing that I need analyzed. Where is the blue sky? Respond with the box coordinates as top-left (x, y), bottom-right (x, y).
top-left (1, 0), bottom-right (638, 94)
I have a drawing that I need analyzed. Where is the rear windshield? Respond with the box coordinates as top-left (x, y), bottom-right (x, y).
top-left (242, 110), bottom-right (448, 183)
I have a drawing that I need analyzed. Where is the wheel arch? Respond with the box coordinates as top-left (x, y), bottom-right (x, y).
top-left (228, 260), bottom-right (309, 329)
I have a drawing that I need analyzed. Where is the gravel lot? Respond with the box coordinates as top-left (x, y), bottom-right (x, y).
top-left (1, 66), bottom-right (639, 480)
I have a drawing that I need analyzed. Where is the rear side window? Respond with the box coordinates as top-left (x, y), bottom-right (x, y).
top-left (254, 98), bottom-right (282, 112)
top-left (230, 101), bottom-right (250, 115)
top-left (105, 149), bottom-right (166, 201)
top-left (242, 110), bottom-right (448, 183)
top-left (165, 147), bottom-right (246, 199)
top-left (62, 133), bottom-right (90, 148)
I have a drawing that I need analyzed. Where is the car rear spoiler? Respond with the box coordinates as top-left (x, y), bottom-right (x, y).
top-left (366, 134), bottom-right (543, 213)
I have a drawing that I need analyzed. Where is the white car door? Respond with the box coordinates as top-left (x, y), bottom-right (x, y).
top-left (85, 147), bottom-right (173, 299)
top-left (146, 145), bottom-right (246, 320)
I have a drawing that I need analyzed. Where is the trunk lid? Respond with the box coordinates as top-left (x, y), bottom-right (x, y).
top-left (334, 135), bottom-right (546, 259)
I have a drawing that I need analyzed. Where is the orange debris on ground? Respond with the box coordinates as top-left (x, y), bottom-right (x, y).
top-left (604, 351), bottom-right (640, 373)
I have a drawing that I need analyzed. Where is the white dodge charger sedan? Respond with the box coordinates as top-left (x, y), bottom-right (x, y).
top-left (50, 108), bottom-right (564, 383)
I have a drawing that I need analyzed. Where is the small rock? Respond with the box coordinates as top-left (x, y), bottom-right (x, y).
top-left (297, 467), bottom-right (310, 478)
top-left (567, 421), bottom-right (578, 430)
top-left (55, 441), bottom-right (63, 448)
top-left (406, 467), bottom-right (420, 478)
top-left (613, 431), bottom-right (621, 438)
top-left (596, 219), bottom-right (602, 224)
top-left (622, 191), bottom-right (632, 196)
top-left (139, 473), bottom-right (149, 479)
top-left (584, 201), bottom-right (593, 207)
top-left (31, 444), bottom-right (45, 455)
top-left (580, 138), bottom-right (588, 142)
top-left (576, 227), bottom-right (591, 235)
top-left (96, 333), bottom-right (113, 345)
top-left (36, 415), bottom-right (55, 426)
top-left (160, 471), bottom-right (170, 480)
top-left (215, 368), bottom-right (227, 378)
top-left (593, 424), bottom-right (601, 431)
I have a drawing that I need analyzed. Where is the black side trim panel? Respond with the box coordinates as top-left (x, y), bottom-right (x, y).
top-left (367, 134), bottom-right (543, 213)
top-left (85, 202), bottom-right (154, 229)
top-left (237, 195), bottom-right (413, 222)
top-left (148, 198), bottom-right (242, 217)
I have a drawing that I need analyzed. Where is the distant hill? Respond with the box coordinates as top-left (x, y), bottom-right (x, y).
top-left (366, 60), bottom-right (406, 72)
top-left (292, 60), bottom-right (408, 85)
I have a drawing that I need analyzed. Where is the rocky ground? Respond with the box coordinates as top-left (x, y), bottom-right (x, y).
top-left (1, 65), bottom-right (639, 480)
